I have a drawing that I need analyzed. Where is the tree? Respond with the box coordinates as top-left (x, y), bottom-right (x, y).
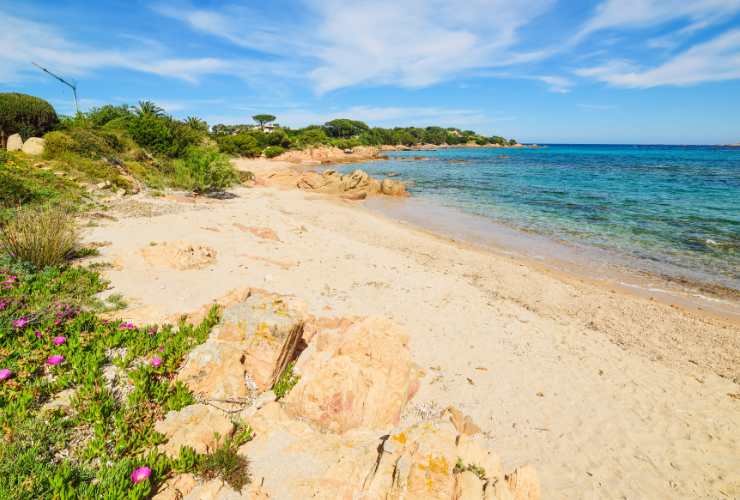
top-left (185, 116), bottom-right (209, 133)
top-left (252, 114), bottom-right (276, 131)
top-left (135, 101), bottom-right (165, 117)
top-left (323, 119), bottom-right (369, 138)
top-left (0, 93), bottom-right (58, 146)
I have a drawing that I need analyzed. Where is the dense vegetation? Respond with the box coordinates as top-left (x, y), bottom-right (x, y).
top-left (0, 93), bottom-right (59, 147)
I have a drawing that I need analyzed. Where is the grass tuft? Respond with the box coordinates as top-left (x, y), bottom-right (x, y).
top-left (1, 205), bottom-right (79, 269)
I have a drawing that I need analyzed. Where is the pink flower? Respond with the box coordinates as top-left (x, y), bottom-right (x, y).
top-left (131, 466), bottom-right (151, 484)
top-left (47, 355), bottom-right (65, 366)
top-left (158, 346), bottom-right (165, 353)
top-left (0, 368), bottom-right (12, 381)
top-left (147, 326), bottom-right (158, 335)
top-left (118, 321), bottom-right (135, 331)
top-left (12, 317), bottom-right (29, 329)
top-left (35, 330), bottom-right (43, 339)
top-left (150, 357), bottom-right (162, 368)
top-left (53, 336), bottom-right (66, 346)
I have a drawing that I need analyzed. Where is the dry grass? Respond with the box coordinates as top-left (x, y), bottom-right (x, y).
top-left (1, 205), bottom-right (79, 268)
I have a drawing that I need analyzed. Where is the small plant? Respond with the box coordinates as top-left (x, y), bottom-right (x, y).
top-left (272, 361), bottom-right (300, 399)
top-left (173, 146), bottom-right (239, 194)
top-left (453, 458), bottom-right (487, 481)
top-left (0, 205), bottom-right (79, 268)
top-left (197, 431), bottom-right (251, 491)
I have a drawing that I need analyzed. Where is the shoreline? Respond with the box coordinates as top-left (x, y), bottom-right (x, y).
top-left (359, 195), bottom-right (740, 322)
top-left (245, 154), bottom-right (740, 320)
top-left (84, 180), bottom-right (740, 498)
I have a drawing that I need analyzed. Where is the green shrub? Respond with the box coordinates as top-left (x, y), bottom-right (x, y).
top-left (173, 147), bottom-right (239, 193)
top-left (217, 133), bottom-right (262, 157)
top-left (87, 104), bottom-right (133, 127)
top-left (263, 146), bottom-right (285, 158)
top-left (1, 205), bottom-right (78, 268)
top-left (128, 114), bottom-right (172, 155)
top-left (43, 131), bottom-right (76, 158)
top-left (0, 149), bottom-right (9, 165)
top-left (267, 129), bottom-right (291, 148)
top-left (102, 116), bottom-right (131, 131)
top-left (0, 93), bottom-right (59, 144)
top-left (168, 120), bottom-right (204, 158)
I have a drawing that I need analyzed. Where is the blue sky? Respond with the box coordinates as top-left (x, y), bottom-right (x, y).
top-left (2, 0), bottom-right (739, 144)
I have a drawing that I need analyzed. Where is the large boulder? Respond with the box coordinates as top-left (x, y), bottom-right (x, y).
top-left (284, 317), bottom-right (420, 433)
top-left (176, 291), bottom-right (306, 401)
top-left (291, 168), bottom-right (404, 198)
top-left (21, 137), bottom-right (45, 155)
top-left (6, 133), bottom-right (22, 151)
top-left (154, 404), bottom-right (234, 458)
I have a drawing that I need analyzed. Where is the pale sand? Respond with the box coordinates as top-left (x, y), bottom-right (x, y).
top-left (85, 184), bottom-right (739, 499)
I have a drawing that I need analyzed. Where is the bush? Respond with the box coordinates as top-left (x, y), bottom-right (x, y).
top-left (128, 114), bottom-right (172, 155)
top-left (173, 147), bottom-right (239, 193)
top-left (1, 205), bottom-right (78, 268)
top-left (267, 129), bottom-right (291, 148)
top-left (44, 128), bottom-right (124, 159)
top-left (102, 116), bottom-right (131, 131)
top-left (0, 93), bottom-right (58, 145)
top-left (87, 104), bottom-right (133, 127)
top-left (217, 133), bottom-right (261, 157)
top-left (43, 131), bottom-right (76, 158)
top-left (263, 146), bottom-right (285, 158)
top-left (0, 155), bottom-right (79, 213)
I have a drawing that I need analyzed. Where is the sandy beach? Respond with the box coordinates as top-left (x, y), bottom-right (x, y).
top-left (82, 159), bottom-right (740, 499)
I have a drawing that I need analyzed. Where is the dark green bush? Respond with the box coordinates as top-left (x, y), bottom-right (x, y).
top-left (217, 133), bottom-right (261, 157)
top-left (128, 114), bottom-right (172, 155)
top-left (128, 115), bottom-right (202, 158)
top-left (0, 93), bottom-right (58, 144)
top-left (86, 104), bottom-right (133, 127)
top-left (263, 146), bottom-right (285, 158)
top-left (267, 129), bottom-right (291, 148)
top-left (173, 146), bottom-right (239, 193)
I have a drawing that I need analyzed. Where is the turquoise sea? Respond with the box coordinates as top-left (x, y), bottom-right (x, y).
top-left (344, 145), bottom-right (740, 293)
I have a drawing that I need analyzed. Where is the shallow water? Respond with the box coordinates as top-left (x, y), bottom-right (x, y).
top-left (343, 145), bottom-right (740, 292)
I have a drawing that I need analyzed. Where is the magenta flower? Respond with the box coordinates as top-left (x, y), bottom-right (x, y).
top-left (158, 346), bottom-right (165, 353)
top-left (147, 325), bottom-right (158, 335)
top-left (150, 357), bottom-right (162, 368)
top-left (47, 355), bottom-right (65, 366)
top-left (35, 330), bottom-right (43, 339)
top-left (53, 336), bottom-right (66, 345)
top-left (131, 466), bottom-right (151, 483)
top-left (12, 317), bottom-right (29, 329)
top-left (118, 321), bottom-right (135, 330)
top-left (0, 299), bottom-right (8, 310)
top-left (0, 368), bottom-right (12, 381)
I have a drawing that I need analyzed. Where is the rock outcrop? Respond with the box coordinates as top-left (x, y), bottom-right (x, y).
top-left (240, 402), bottom-right (539, 500)
top-left (6, 133), bottom-right (23, 151)
top-left (21, 137), bottom-right (45, 155)
top-left (267, 168), bottom-right (407, 199)
top-left (275, 145), bottom-right (381, 163)
top-left (162, 292), bottom-right (540, 499)
top-left (176, 291), bottom-right (306, 402)
top-left (154, 404), bottom-right (235, 458)
top-left (284, 316), bottom-right (420, 433)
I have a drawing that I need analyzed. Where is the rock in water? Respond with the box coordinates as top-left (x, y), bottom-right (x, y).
top-left (6, 133), bottom-right (23, 151)
top-left (284, 316), bottom-right (421, 433)
top-left (21, 137), bottom-right (45, 155)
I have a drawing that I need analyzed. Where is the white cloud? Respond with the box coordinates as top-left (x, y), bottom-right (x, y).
top-left (573, 0), bottom-right (740, 44)
top-left (306, 0), bottom-right (555, 92)
top-left (536, 75), bottom-right (573, 93)
top-left (0, 12), bottom-right (287, 85)
top-left (154, 0), bottom-right (556, 93)
top-left (575, 29), bottom-right (740, 87)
